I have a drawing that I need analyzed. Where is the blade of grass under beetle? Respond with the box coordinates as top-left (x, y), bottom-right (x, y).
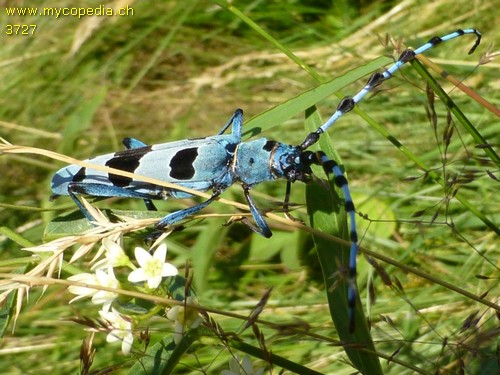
top-left (245, 56), bottom-right (390, 138)
top-left (304, 107), bottom-right (382, 375)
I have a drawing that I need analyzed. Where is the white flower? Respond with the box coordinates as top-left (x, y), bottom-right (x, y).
top-left (68, 267), bottom-right (120, 311)
top-left (68, 272), bottom-right (98, 302)
top-left (91, 268), bottom-right (120, 311)
top-left (127, 243), bottom-right (178, 289)
top-left (92, 238), bottom-right (132, 270)
top-left (99, 308), bottom-right (134, 355)
top-left (221, 355), bottom-right (264, 375)
top-left (166, 296), bottom-right (203, 345)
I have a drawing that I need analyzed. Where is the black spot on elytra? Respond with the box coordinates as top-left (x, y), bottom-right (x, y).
top-left (73, 167), bottom-right (87, 182)
top-left (106, 146), bottom-right (152, 187)
top-left (170, 147), bottom-right (198, 180)
top-left (263, 140), bottom-right (276, 152)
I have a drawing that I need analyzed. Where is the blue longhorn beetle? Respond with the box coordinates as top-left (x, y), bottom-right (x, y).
top-left (51, 29), bottom-right (481, 331)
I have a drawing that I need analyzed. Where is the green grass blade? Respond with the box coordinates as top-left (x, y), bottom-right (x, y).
top-left (245, 56), bottom-right (390, 137)
top-left (402, 59), bottom-right (499, 235)
top-left (228, 339), bottom-right (324, 375)
top-left (411, 58), bottom-right (500, 167)
top-left (128, 328), bottom-right (199, 375)
top-left (0, 270), bottom-right (20, 339)
top-left (305, 107), bottom-right (382, 374)
top-left (56, 88), bottom-right (107, 156)
top-left (213, 0), bottom-right (322, 81)
top-left (124, 0), bottom-right (200, 97)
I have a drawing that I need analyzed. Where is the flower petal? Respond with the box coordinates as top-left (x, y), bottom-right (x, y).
top-left (106, 332), bottom-right (120, 343)
top-left (161, 263), bottom-right (179, 277)
top-left (103, 238), bottom-right (122, 255)
top-left (134, 247), bottom-right (152, 267)
top-left (152, 243), bottom-right (167, 262)
top-left (147, 275), bottom-right (162, 289)
top-left (128, 268), bottom-right (146, 283)
top-left (166, 306), bottom-right (179, 320)
top-left (121, 333), bottom-right (134, 355)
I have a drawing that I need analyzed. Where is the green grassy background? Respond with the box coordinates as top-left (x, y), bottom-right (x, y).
top-left (0, 0), bottom-right (498, 374)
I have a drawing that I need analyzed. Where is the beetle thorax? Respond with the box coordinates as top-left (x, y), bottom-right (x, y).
top-left (233, 138), bottom-right (311, 186)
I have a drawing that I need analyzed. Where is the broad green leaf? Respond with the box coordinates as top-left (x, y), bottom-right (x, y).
top-left (191, 218), bottom-right (228, 293)
top-left (354, 192), bottom-right (397, 239)
top-left (43, 209), bottom-right (167, 240)
top-left (280, 230), bottom-right (302, 270)
top-left (249, 230), bottom-right (288, 261)
top-left (44, 210), bottom-right (94, 239)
